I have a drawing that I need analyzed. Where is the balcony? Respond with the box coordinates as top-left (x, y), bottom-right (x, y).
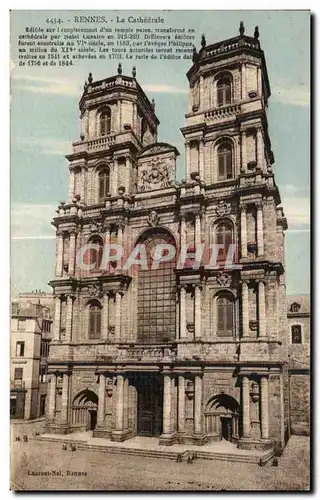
top-left (204, 104), bottom-right (241, 122)
top-left (70, 130), bottom-right (142, 156)
top-left (10, 380), bottom-right (26, 391)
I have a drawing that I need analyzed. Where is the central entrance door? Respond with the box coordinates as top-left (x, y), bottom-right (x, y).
top-left (137, 374), bottom-right (163, 437)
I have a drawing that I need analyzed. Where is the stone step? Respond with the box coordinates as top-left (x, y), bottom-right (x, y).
top-left (32, 436), bottom-right (274, 465)
top-left (196, 448), bottom-right (275, 465)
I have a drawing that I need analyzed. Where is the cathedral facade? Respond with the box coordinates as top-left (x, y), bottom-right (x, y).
top-left (46, 25), bottom-right (289, 453)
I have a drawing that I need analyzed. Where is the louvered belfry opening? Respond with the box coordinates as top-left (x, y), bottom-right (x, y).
top-left (137, 229), bottom-right (176, 344)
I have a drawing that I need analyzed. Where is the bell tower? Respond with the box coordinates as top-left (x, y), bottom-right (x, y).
top-left (66, 63), bottom-right (159, 205)
top-left (181, 24), bottom-right (273, 186)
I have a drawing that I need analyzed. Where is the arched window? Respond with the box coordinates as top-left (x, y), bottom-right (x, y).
top-left (216, 295), bottom-right (234, 337)
top-left (137, 229), bottom-right (176, 344)
top-left (217, 77), bottom-right (232, 106)
top-left (85, 236), bottom-right (103, 270)
top-left (100, 107), bottom-right (111, 136)
top-left (290, 302), bottom-right (301, 313)
top-left (218, 143), bottom-right (233, 180)
top-left (99, 168), bottom-right (110, 201)
top-left (216, 222), bottom-right (233, 263)
top-left (291, 325), bottom-right (302, 344)
top-left (88, 301), bottom-right (102, 339)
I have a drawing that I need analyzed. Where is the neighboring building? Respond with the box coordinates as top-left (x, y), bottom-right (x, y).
top-left (46, 24), bottom-right (291, 454)
top-left (10, 292), bottom-right (53, 419)
top-left (18, 290), bottom-right (55, 313)
top-left (287, 294), bottom-right (310, 435)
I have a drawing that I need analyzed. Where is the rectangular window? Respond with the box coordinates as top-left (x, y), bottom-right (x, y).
top-left (39, 365), bottom-right (47, 383)
top-left (14, 368), bottom-right (23, 380)
top-left (40, 341), bottom-right (49, 357)
top-left (15, 341), bottom-right (25, 357)
top-left (18, 319), bottom-right (26, 331)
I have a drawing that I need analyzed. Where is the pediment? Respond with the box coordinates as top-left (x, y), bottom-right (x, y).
top-left (137, 142), bottom-right (180, 159)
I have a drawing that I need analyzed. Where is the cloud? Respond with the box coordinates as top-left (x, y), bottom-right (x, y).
top-left (13, 137), bottom-right (70, 156)
top-left (143, 84), bottom-right (187, 94)
top-left (282, 196), bottom-right (310, 227)
top-left (11, 203), bottom-right (57, 239)
top-left (280, 184), bottom-right (310, 195)
top-left (272, 85), bottom-right (309, 107)
top-left (11, 72), bottom-right (82, 97)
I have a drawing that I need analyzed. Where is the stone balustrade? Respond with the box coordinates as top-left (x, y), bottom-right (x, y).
top-left (71, 130), bottom-right (141, 155)
top-left (48, 339), bottom-right (283, 365)
top-left (204, 104), bottom-right (241, 121)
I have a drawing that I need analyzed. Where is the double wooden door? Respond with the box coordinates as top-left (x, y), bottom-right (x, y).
top-left (137, 374), bottom-right (163, 437)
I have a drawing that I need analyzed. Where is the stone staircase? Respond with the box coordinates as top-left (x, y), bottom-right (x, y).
top-left (32, 434), bottom-right (275, 465)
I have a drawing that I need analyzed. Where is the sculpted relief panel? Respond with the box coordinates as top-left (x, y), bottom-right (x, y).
top-left (137, 156), bottom-right (175, 192)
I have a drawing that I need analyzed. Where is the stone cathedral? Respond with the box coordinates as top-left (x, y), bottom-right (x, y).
top-left (46, 24), bottom-right (289, 453)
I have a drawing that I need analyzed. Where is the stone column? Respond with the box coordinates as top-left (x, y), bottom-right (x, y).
top-left (195, 213), bottom-right (201, 247)
top-left (241, 62), bottom-right (247, 100)
top-left (194, 375), bottom-right (202, 434)
top-left (117, 101), bottom-right (122, 132)
top-left (56, 230), bottom-right (64, 277)
top-left (104, 225), bottom-right (111, 274)
top-left (162, 374), bottom-right (172, 435)
top-left (60, 373), bottom-right (69, 424)
top-left (257, 127), bottom-right (264, 171)
top-left (80, 166), bottom-right (86, 202)
top-left (179, 286), bottom-right (187, 339)
top-left (257, 68), bottom-right (262, 96)
top-left (68, 168), bottom-right (75, 203)
top-left (53, 296), bottom-right (61, 341)
top-left (256, 202), bottom-right (264, 256)
top-left (132, 103), bottom-right (137, 132)
top-left (260, 376), bottom-right (269, 439)
top-left (178, 375), bottom-right (185, 433)
top-left (125, 156), bottom-right (130, 194)
top-left (102, 292), bottom-right (109, 340)
top-left (80, 112), bottom-right (85, 140)
top-left (185, 142), bottom-right (190, 182)
top-left (123, 376), bottom-right (129, 430)
top-left (199, 140), bottom-right (204, 180)
top-left (68, 229), bottom-right (77, 276)
top-left (240, 204), bottom-right (247, 259)
top-left (115, 374), bottom-right (124, 431)
top-left (199, 75), bottom-right (204, 109)
top-left (84, 109), bottom-right (89, 140)
top-left (258, 280), bottom-right (267, 338)
top-left (47, 373), bottom-right (56, 422)
top-left (112, 158), bottom-right (118, 196)
top-left (241, 281), bottom-right (249, 338)
top-left (180, 215), bottom-right (186, 249)
top-left (194, 285), bottom-right (202, 339)
top-left (241, 131), bottom-right (247, 172)
top-left (97, 373), bottom-right (106, 427)
top-left (115, 292), bottom-right (122, 341)
top-left (65, 295), bottom-right (74, 342)
top-left (242, 376), bottom-right (251, 438)
top-left (117, 221), bottom-right (124, 266)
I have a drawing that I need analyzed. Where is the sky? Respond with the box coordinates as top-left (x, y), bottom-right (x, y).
top-left (10, 10), bottom-right (310, 297)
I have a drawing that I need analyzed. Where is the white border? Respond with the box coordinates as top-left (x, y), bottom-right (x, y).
top-left (3, 3), bottom-right (314, 498)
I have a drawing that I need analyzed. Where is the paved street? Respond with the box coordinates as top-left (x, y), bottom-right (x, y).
top-left (11, 435), bottom-right (310, 491)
